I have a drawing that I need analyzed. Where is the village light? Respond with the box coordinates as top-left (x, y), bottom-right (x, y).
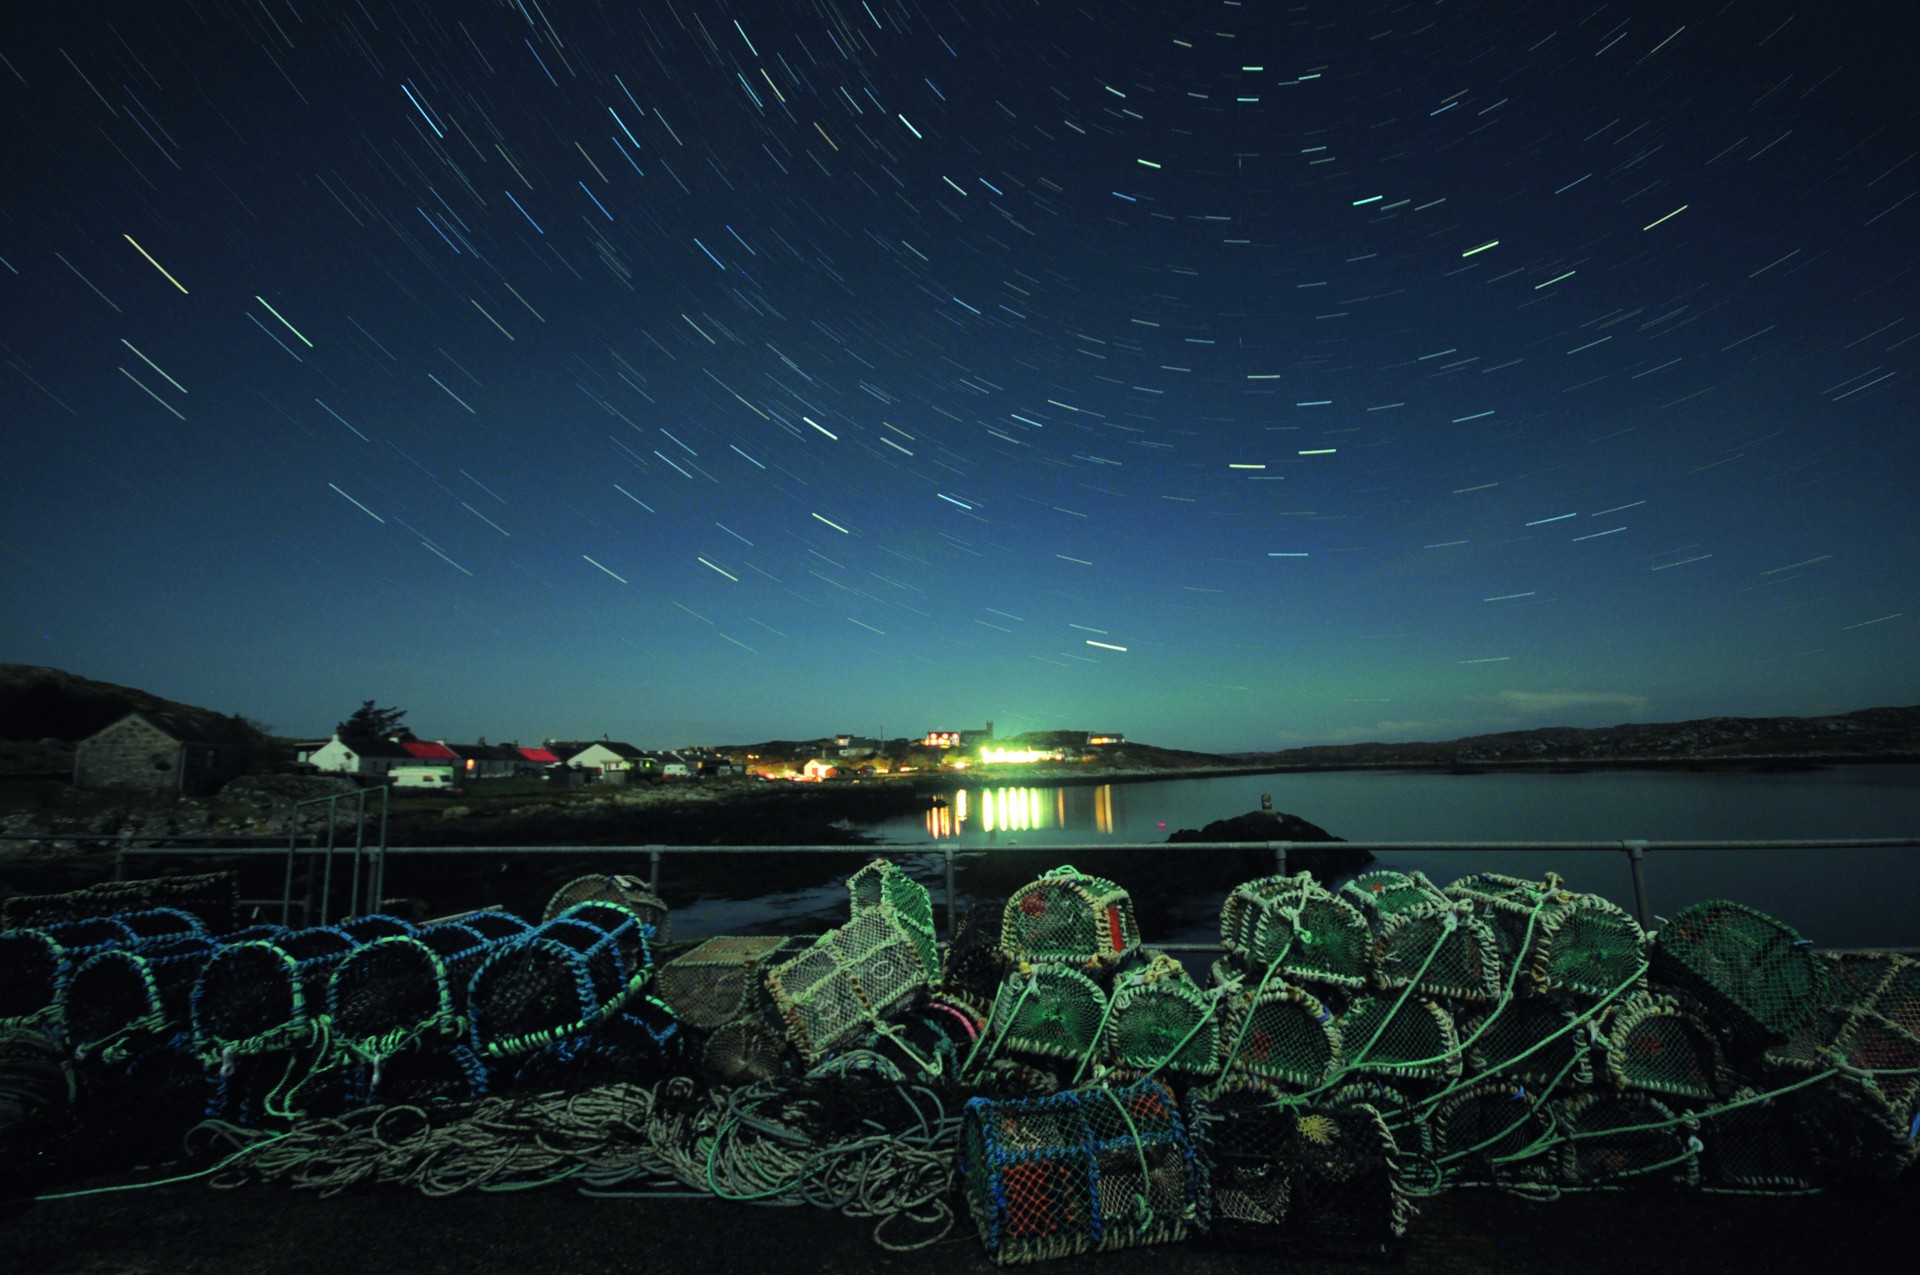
top-left (979, 746), bottom-right (1064, 764)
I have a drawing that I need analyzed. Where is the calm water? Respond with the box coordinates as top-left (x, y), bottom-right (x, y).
top-left (666, 767), bottom-right (1920, 949)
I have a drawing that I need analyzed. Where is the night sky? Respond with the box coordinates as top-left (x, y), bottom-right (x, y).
top-left (3, 1), bottom-right (1915, 753)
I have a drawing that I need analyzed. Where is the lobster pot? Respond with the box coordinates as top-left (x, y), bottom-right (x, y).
top-left (868, 996), bottom-right (981, 1079)
top-left (1211, 960), bottom-right (1342, 1089)
top-left (192, 941), bottom-right (308, 1058)
top-left (467, 910), bottom-right (653, 1058)
top-left (500, 997), bottom-right (684, 1093)
top-left (1339, 870), bottom-right (1447, 928)
top-left (0, 929), bottom-right (68, 1028)
top-left (1220, 875), bottom-right (1371, 991)
top-left (1554, 1092), bottom-right (1699, 1187)
top-left (1461, 998), bottom-right (1594, 1089)
top-left (848, 859), bottom-right (938, 979)
top-left (1338, 995), bottom-right (1461, 1084)
top-left (274, 926), bottom-right (360, 1008)
top-left (1429, 1082), bottom-right (1555, 1188)
top-left (1188, 1085), bottom-right (1412, 1256)
top-left (552, 903), bottom-right (653, 974)
top-left (1, 869), bottom-right (238, 934)
top-left (414, 921), bottom-right (506, 1010)
top-left (656, 935), bottom-right (813, 1030)
top-left (62, 934), bottom-right (218, 1054)
top-left (1000, 868), bottom-right (1139, 971)
top-left (1447, 874), bottom-right (1647, 1000)
top-left (984, 964), bottom-right (1108, 1064)
top-left (703, 1015), bottom-right (792, 1085)
top-left (1650, 900), bottom-right (1830, 1046)
top-left (111, 907), bottom-right (209, 944)
top-left (766, 908), bottom-right (928, 1065)
top-left (1103, 953), bottom-right (1218, 1076)
top-left (542, 874), bottom-right (671, 941)
top-left (347, 1041), bottom-right (488, 1109)
top-left (1765, 1006), bottom-right (1920, 1180)
top-left (1820, 952), bottom-right (1920, 1036)
top-left (941, 898), bottom-right (1009, 1008)
top-left (1328, 1080), bottom-right (1433, 1163)
top-left (1697, 1088), bottom-right (1822, 1191)
top-left (1600, 993), bottom-right (1725, 1099)
top-left (960, 1077), bottom-right (1198, 1265)
top-left (336, 914), bottom-right (415, 943)
top-left (326, 937), bottom-right (458, 1061)
top-left (462, 911), bottom-right (534, 942)
top-left (1371, 903), bottom-right (1503, 1004)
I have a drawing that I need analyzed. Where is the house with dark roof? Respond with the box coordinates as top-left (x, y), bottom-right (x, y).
top-left (73, 711), bottom-right (253, 794)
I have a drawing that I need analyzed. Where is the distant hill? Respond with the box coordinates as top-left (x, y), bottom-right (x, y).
top-left (0, 664), bottom-right (264, 745)
top-left (1239, 705), bottom-right (1920, 768)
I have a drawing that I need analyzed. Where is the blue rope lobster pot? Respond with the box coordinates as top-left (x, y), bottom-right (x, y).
top-left (467, 902), bottom-right (654, 1058)
top-left (62, 934), bottom-right (221, 1059)
top-left (1, 908), bottom-right (208, 1033)
top-left (961, 1076), bottom-right (1199, 1264)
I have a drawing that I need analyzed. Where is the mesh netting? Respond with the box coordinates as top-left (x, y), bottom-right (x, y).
top-left (961, 1076), bottom-right (1197, 1264)
top-left (0, 930), bottom-right (66, 1026)
top-left (1340, 870), bottom-right (1447, 925)
top-left (500, 998), bottom-right (684, 1093)
top-left (335, 914), bottom-right (415, 943)
top-left (1696, 1086), bottom-right (1822, 1191)
top-left (1553, 1091), bottom-right (1699, 1187)
top-left (1371, 902), bottom-right (1504, 1003)
top-left (1338, 995), bottom-right (1461, 1084)
top-left (326, 936), bottom-right (459, 1061)
top-left (62, 934), bottom-right (218, 1054)
top-left (982, 964), bottom-right (1108, 1064)
top-left (467, 906), bottom-right (654, 1058)
top-left (1188, 1084), bottom-right (1413, 1255)
top-left (941, 897), bottom-right (1007, 1008)
top-left (1, 871), bottom-right (238, 933)
top-left (656, 934), bottom-right (810, 1030)
top-left (1765, 1005), bottom-right (1920, 1179)
top-left (1445, 873), bottom-right (1647, 1000)
top-left (848, 858), bottom-right (939, 979)
top-left (461, 911), bottom-right (534, 941)
top-left (703, 1014), bottom-right (792, 1085)
top-left (767, 907), bottom-right (929, 1064)
top-left (191, 940), bottom-right (308, 1057)
top-left (1651, 900), bottom-right (1830, 1045)
top-left (1819, 952), bottom-right (1920, 1038)
top-left (275, 925), bottom-right (361, 1011)
top-left (348, 1041), bottom-right (488, 1108)
top-left (1461, 997), bottom-right (1594, 1089)
top-left (1211, 960), bottom-right (1342, 1089)
top-left (1103, 952), bottom-right (1219, 1076)
top-left (1327, 1079), bottom-right (1432, 1163)
top-left (1600, 992), bottom-right (1726, 1099)
top-left (1219, 874), bottom-right (1370, 990)
top-left (541, 873), bottom-right (670, 940)
top-left (1428, 1081), bottom-right (1554, 1188)
top-left (1000, 867), bottom-right (1140, 970)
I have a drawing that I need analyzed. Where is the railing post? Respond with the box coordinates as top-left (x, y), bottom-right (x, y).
top-left (1622, 840), bottom-right (1653, 930)
top-left (649, 848), bottom-right (662, 896)
top-left (1273, 841), bottom-right (1291, 877)
top-left (945, 847), bottom-right (959, 942)
top-left (282, 801), bottom-right (300, 926)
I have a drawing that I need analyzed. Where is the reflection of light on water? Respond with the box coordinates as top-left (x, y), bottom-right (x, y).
top-left (919, 784), bottom-right (1116, 838)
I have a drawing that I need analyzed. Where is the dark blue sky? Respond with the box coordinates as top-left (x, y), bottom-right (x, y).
top-left (3, 0), bottom-right (1915, 752)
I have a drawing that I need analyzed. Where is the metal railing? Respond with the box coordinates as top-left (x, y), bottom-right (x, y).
top-left (32, 833), bottom-right (1920, 951)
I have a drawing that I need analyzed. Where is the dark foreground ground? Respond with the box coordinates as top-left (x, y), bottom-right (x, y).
top-left (2, 1166), bottom-right (1913, 1274)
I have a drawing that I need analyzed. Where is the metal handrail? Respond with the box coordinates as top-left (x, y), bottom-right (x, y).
top-left (96, 835), bottom-right (1920, 952)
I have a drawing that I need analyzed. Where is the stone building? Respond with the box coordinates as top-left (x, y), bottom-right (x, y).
top-left (72, 711), bottom-right (252, 795)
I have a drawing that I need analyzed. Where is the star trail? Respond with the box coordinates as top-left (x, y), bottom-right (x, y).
top-left (2, 0), bottom-right (1915, 750)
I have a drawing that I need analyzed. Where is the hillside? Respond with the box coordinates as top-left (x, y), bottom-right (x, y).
top-left (1240, 705), bottom-right (1920, 769)
top-left (0, 664), bottom-right (265, 748)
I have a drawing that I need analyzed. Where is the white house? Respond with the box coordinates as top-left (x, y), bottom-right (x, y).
top-left (308, 735), bottom-right (415, 776)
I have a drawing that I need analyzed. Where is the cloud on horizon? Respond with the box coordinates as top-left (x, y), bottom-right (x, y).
top-left (1470, 691), bottom-right (1653, 717)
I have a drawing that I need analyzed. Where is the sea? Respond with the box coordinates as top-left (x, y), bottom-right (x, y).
top-left (663, 765), bottom-right (1920, 951)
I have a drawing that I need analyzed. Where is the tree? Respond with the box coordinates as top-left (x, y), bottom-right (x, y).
top-left (337, 700), bottom-right (412, 740)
